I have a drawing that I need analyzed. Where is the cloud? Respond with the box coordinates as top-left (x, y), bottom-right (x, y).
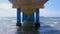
top-left (0, 3), bottom-right (16, 17)
top-left (40, 9), bottom-right (60, 17)
top-left (0, 3), bottom-right (11, 9)
top-left (40, 9), bottom-right (46, 16)
top-left (1, 2), bottom-right (60, 17)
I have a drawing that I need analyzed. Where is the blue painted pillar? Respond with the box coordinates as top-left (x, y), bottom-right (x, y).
top-left (36, 8), bottom-right (39, 23)
top-left (22, 12), bottom-right (34, 22)
top-left (17, 8), bottom-right (21, 23)
top-left (29, 12), bottom-right (34, 22)
top-left (22, 12), bottom-right (27, 22)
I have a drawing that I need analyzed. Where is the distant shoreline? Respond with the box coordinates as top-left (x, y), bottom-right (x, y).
top-left (40, 16), bottom-right (60, 18)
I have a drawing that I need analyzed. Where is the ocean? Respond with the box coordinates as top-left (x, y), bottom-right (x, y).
top-left (0, 17), bottom-right (60, 34)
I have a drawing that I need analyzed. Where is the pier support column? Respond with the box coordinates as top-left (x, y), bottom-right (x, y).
top-left (36, 8), bottom-right (39, 23)
top-left (22, 12), bottom-right (27, 22)
top-left (35, 8), bottom-right (40, 27)
top-left (29, 12), bottom-right (34, 22)
top-left (16, 8), bottom-right (21, 26)
top-left (22, 12), bottom-right (34, 22)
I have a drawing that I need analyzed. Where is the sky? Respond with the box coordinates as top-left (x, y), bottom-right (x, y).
top-left (40, 0), bottom-right (60, 17)
top-left (0, 0), bottom-right (60, 17)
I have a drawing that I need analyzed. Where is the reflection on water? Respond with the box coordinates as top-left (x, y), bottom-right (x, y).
top-left (16, 19), bottom-right (40, 34)
top-left (0, 17), bottom-right (60, 34)
top-left (0, 17), bottom-right (40, 34)
top-left (15, 27), bottom-right (40, 34)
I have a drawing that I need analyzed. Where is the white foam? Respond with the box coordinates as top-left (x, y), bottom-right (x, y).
top-left (50, 24), bottom-right (55, 27)
top-left (53, 22), bottom-right (58, 24)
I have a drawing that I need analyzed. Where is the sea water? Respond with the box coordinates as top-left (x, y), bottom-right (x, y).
top-left (0, 17), bottom-right (60, 34)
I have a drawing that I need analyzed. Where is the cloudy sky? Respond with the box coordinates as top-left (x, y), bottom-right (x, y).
top-left (0, 0), bottom-right (16, 17)
top-left (40, 0), bottom-right (60, 17)
top-left (0, 0), bottom-right (60, 17)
